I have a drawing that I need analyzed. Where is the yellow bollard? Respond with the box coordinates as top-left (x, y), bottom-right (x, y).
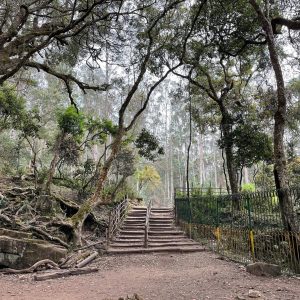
top-left (249, 230), bottom-right (255, 261)
top-left (215, 227), bottom-right (221, 251)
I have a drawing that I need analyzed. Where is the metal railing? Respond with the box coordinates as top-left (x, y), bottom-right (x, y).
top-left (175, 187), bottom-right (228, 197)
top-left (175, 187), bottom-right (300, 274)
top-left (106, 197), bottom-right (129, 248)
top-left (144, 199), bottom-right (152, 248)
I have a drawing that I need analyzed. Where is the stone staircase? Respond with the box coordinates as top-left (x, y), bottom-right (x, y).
top-left (107, 206), bottom-right (204, 254)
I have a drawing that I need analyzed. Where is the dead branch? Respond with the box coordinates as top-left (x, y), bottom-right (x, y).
top-left (33, 267), bottom-right (98, 281)
top-left (74, 241), bottom-right (104, 252)
top-left (75, 251), bottom-right (98, 268)
top-left (58, 253), bottom-right (77, 268)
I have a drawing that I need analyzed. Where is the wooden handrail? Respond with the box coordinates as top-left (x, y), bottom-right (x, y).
top-left (144, 199), bottom-right (152, 248)
top-left (106, 196), bottom-right (129, 248)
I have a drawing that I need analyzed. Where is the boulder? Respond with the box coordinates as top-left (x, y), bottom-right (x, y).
top-left (0, 228), bottom-right (67, 269)
top-left (246, 262), bottom-right (281, 277)
top-left (248, 289), bottom-right (261, 298)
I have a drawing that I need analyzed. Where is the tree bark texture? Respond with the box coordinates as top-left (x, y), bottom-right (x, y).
top-left (249, 0), bottom-right (299, 232)
top-left (44, 133), bottom-right (65, 194)
top-left (219, 104), bottom-right (239, 195)
top-left (70, 130), bottom-right (124, 245)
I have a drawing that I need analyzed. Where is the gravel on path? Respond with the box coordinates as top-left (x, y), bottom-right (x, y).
top-left (1, 251), bottom-right (299, 300)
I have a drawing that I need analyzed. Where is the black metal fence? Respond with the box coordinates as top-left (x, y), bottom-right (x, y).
top-left (175, 187), bottom-right (300, 274)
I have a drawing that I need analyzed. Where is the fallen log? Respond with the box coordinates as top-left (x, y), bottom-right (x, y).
top-left (33, 267), bottom-right (98, 281)
top-left (76, 251), bottom-right (98, 268)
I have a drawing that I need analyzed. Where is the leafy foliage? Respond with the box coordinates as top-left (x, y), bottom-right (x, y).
top-left (57, 106), bottom-right (84, 137)
top-left (134, 129), bottom-right (164, 161)
top-left (112, 148), bottom-right (136, 178)
top-left (135, 165), bottom-right (161, 191)
top-left (241, 183), bottom-right (256, 193)
top-left (0, 84), bottom-right (26, 131)
top-left (218, 124), bottom-right (273, 168)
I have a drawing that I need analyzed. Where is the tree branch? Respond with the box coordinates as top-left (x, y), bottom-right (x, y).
top-left (271, 17), bottom-right (300, 34)
top-left (25, 61), bottom-right (109, 107)
top-left (118, 0), bottom-right (185, 129)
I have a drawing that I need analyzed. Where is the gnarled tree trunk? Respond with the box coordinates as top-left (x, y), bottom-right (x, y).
top-left (249, 0), bottom-right (299, 233)
top-left (70, 130), bottom-right (124, 245)
top-left (44, 133), bottom-right (65, 194)
top-left (219, 103), bottom-right (239, 195)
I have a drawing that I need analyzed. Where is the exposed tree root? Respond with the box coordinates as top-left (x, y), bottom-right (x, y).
top-left (0, 213), bottom-right (12, 224)
top-left (0, 259), bottom-right (59, 274)
top-left (25, 226), bottom-right (69, 248)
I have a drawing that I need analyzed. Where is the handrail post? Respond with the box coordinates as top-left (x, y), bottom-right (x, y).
top-left (144, 199), bottom-right (152, 248)
top-left (106, 197), bottom-right (130, 248)
top-left (106, 212), bottom-right (111, 248)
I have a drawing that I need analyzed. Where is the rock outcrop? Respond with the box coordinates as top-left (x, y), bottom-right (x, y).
top-left (246, 262), bottom-right (281, 277)
top-left (0, 228), bottom-right (67, 269)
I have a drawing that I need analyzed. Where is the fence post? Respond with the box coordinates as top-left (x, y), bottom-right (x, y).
top-left (246, 196), bottom-right (255, 261)
top-left (216, 196), bottom-right (221, 252)
top-left (188, 191), bottom-right (192, 239)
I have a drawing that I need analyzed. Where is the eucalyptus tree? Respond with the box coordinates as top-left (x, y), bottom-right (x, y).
top-left (168, 0), bottom-right (266, 196)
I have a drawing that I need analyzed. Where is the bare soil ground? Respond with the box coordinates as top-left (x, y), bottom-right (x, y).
top-left (1, 251), bottom-right (300, 300)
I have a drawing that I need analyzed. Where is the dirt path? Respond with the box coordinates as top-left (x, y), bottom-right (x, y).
top-left (1, 251), bottom-right (300, 300)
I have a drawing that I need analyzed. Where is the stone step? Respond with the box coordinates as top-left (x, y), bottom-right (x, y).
top-left (150, 217), bottom-right (173, 221)
top-left (107, 245), bottom-right (205, 255)
top-left (121, 226), bottom-right (145, 231)
top-left (109, 242), bottom-right (144, 248)
top-left (121, 224), bottom-right (145, 228)
top-left (127, 215), bottom-right (146, 219)
top-left (124, 219), bottom-right (146, 222)
top-left (150, 220), bottom-right (173, 224)
top-left (123, 223), bottom-right (145, 227)
top-left (112, 238), bottom-right (144, 243)
top-left (148, 234), bottom-right (186, 238)
top-left (118, 230), bottom-right (144, 235)
top-left (115, 235), bottom-right (144, 240)
top-left (109, 241), bottom-right (199, 248)
top-left (148, 238), bottom-right (189, 243)
top-left (148, 230), bottom-right (184, 236)
top-left (150, 223), bottom-right (173, 227)
top-left (148, 241), bottom-right (200, 247)
top-left (128, 213), bottom-right (146, 216)
top-left (149, 227), bottom-right (175, 231)
top-left (130, 210), bottom-right (147, 214)
top-left (126, 216), bottom-right (146, 220)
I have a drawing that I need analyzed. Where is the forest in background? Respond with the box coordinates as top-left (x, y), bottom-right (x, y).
top-left (0, 0), bottom-right (300, 244)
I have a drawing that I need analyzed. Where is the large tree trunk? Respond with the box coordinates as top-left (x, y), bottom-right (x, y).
top-left (249, 0), bottom-right (299, 232)
top-left (219, 104), bottom-right (239, 195)
top-left (219, 104), bottom-right (240, 210)
top-left (70, 130), bottom-right (124, 245)
top-left (44, 133), bottom-right (65, 194)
